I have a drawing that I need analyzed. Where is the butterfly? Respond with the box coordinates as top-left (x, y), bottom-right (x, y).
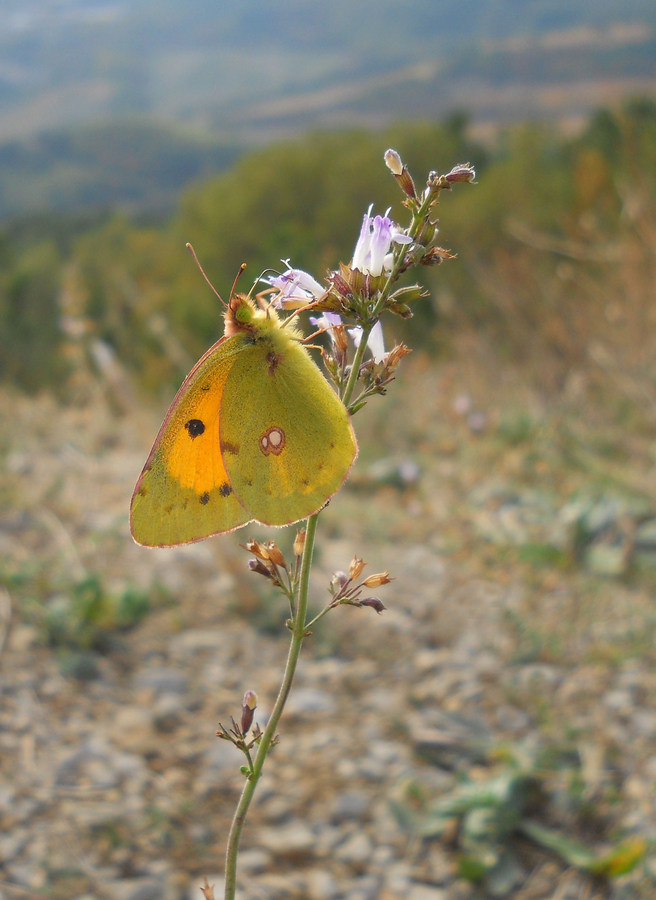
top-left (130, 290), bottom-right (357, 546)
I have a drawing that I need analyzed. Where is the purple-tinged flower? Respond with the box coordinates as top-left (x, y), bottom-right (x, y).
top-left (309, 311), bottom-right (343, 354)
top-left (348, 320), bottom-right (386, 364)
top-left (351, 205), bottom-right (412, 277)
top-left (269, 262), bottom-right (325, 309)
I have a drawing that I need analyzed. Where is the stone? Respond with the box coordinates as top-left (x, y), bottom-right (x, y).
top-left (134, 666), bottom-right (188, 696)
top-left (257, 822), bottom-right (315, 859)
top-left (109, 706), bottom-right (158, 755)
top-left (335, 831), bottom-right (373, 870)
top-left (330, 790), bottom-right (369, 824)
top-left (305, 867), bottom-right (340, 900)
top-left (407, 886), bottom-right (448, 900)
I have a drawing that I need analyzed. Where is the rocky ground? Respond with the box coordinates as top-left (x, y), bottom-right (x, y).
top-left (1, 356), bottom-right (655, 900)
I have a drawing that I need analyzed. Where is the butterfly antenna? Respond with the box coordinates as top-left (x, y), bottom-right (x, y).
top-left (230, 262), bottom-right (248, 300)
top-left (186, 243), bottom-right (227, 308)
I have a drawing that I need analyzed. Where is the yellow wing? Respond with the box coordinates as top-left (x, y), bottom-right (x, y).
top-left (130, 337), bottom-right (250, 546)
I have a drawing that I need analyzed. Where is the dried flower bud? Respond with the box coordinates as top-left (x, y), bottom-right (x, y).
top-left (248, 559), bottom-right (272, 578)
top-left (349, 556), bottom-right (367, 579)
top-left (242, 538), bottom-right (268, 560)
top-left (383, 343), bottom-right (412, 372)
top-left (361, 597), bottom-right (386, 614)
top-left (241, 690), bottom-right (257, 733)
top-left (421, 246), bottom-right (456, 266)
top-left (265, 541), bottom-right (286, 569)
top-left (200, 877), bottom-right (215, 900)
top-left (363, 571), bottom-right (393, 588)
top-left (294, 529), bottom-right (306, 557)
top-left (444, 164), bottom-right (476, 184)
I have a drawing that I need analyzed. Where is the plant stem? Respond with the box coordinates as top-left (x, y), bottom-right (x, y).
top-left (223, 513), bottom-right (319, 900)
top-left (343, 322), bottom-right (372, 410)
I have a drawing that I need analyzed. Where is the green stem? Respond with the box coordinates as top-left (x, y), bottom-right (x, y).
top-left (223, 513), bottom-right (319, 900)
top-left (343, 322), bottom-right (372, 409)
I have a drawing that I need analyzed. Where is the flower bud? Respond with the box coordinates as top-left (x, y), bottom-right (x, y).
top-left (384, 148), bottom-right (403, 175)
top-left (384, 148), bottom-right (417, 199)
top-left (294, 528), bottom-right (306, 557)
top-left (388, 300), bottom-right (412, 319)
top-left (363, 571), bottom-right (393, 588)
top-left (241, 690), bottom-right (257, 733)
top-left (361, 597), bottom-right (386, 614)
top-left (444, 164), bottom-right (476, 184)
top-left (349, 556), bottom-right (367, 579)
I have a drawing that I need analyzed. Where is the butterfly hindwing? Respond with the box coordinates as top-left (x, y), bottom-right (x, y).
top-left (220, 330), bottom-right (357, 526)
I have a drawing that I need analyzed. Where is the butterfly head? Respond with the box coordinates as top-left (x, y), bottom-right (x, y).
top-left (224, 293), bottom-right (254, 335)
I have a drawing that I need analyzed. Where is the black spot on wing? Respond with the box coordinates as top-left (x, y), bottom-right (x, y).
top-left (185, 419), bottom-right (206, 438)
top-left (199, 492), bottom-right (210, 505)
top-left (219, 482), bottom-right (232, 497)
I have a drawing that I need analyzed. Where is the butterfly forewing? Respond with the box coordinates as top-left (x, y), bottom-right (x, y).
top-left (130, 338), bottom-right (251, 546)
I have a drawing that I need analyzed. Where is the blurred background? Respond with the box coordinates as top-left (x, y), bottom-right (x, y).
top-left (1, 2), bottom-right (656, 899)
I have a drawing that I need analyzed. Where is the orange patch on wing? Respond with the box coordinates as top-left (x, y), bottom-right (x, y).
top-left (165, 382), bottom-right (230, 496)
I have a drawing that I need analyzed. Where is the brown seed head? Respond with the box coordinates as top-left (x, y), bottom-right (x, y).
top-left (294, 528), bottom-right (306, 557)
top-left (349, 556), bottom-right (367, 579)
top-left (242, 538), bottom-right (268, 560)
top-left (363, 571), bottom-right (393, 588)
top-left (265, 541), bottom-right (287, 569)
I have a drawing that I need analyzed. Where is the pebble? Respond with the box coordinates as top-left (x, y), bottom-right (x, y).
top-left (335, 830), bottom-right (373, 869)
top-left (407, 885), bottom-right (448, 900)
top-left (257, 822), bottom-right (316, 859)
top-left (330, 790), bottom-right (369, 824)
top-left (134, 665), bottom-right (189, 696)
top-left (106, 879), bottom-right (164, 900)
top-left (109, 705), bottom-right (158, 754)
top-left (305, 868), bottom-right (340, 900)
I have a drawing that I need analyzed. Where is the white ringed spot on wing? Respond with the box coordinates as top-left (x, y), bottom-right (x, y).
top-left (259, 426), bottom-right (286, 456)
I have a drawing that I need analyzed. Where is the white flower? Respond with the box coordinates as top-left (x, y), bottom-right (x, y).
top-left (269, 262), bottom-right (325, 309)
top-left (310, 312), bottom-right (386, 363)
top-left (348, 320), bottom-right (386, 364)
top-left (351, 205), bottom-right (412, 276)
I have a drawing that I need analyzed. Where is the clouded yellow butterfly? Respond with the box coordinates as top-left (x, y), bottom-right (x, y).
top-left (130, 291), bottom-right (357, 547)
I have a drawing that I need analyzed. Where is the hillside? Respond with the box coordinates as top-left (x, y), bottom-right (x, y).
top-left (0, 1), bottom-right (654, 219)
